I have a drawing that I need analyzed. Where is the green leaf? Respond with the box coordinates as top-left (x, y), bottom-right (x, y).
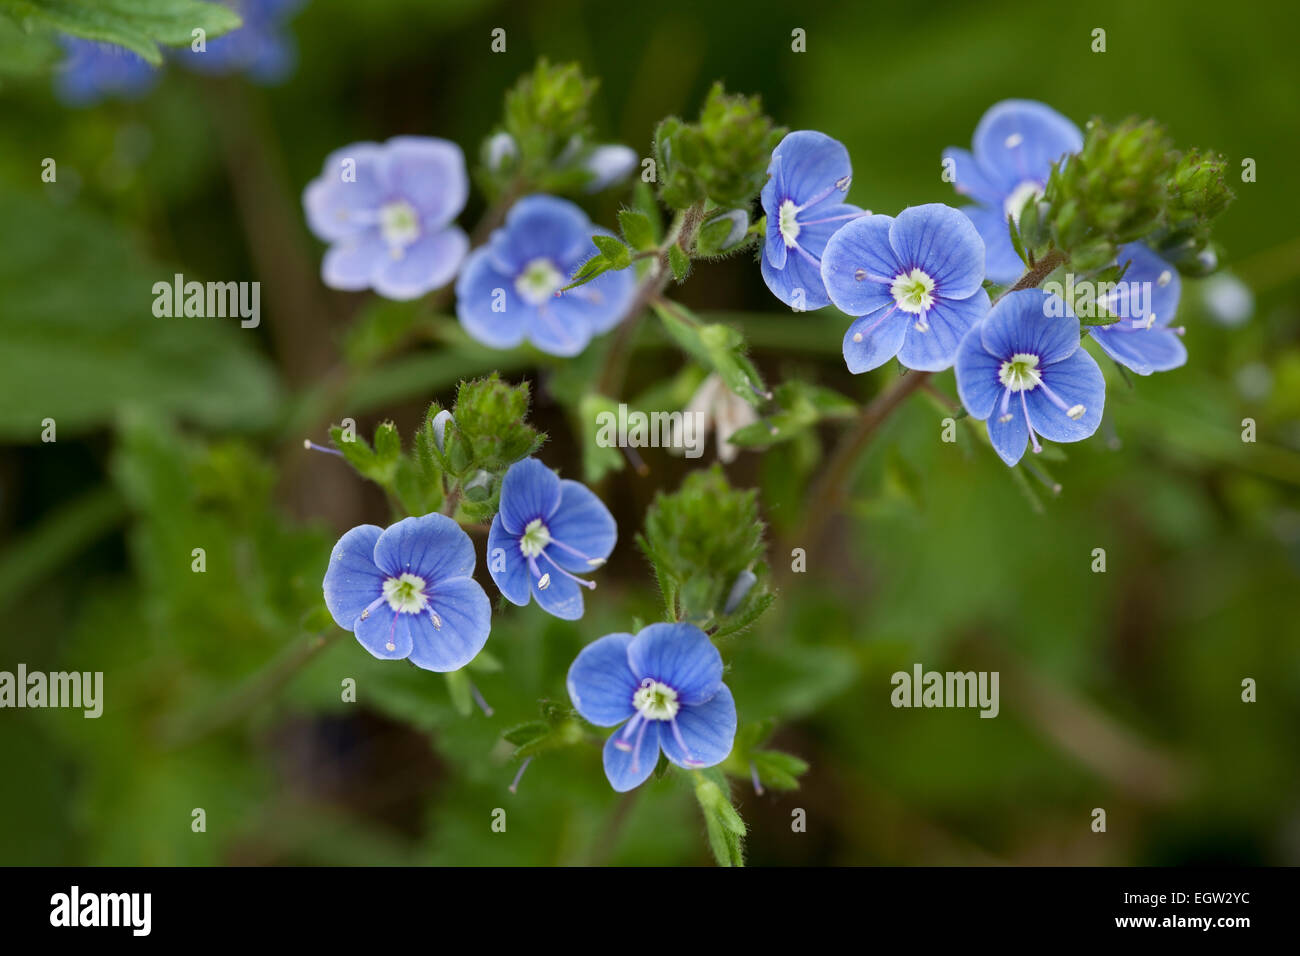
top-left (653, 300), bottom-right (766, 407)
top-left (591, 234), bottom-right (631, 270)
top-left (693, 769), bottom-right (745, 867)
top-left (667, 244), bottom-right (690, 282)
top-left (0, 0), bottom-right (243, 66)
top-left (617, 208), bottom-right (656, 251)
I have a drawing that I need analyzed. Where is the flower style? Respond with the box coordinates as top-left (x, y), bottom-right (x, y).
top-left (456, 195), bottom-right (637, 356)
top-left (54, 39), bottom-right (158, 107)
top-left (303, 136), bottom-right (469, 300)
top-left (1089, 243), bottom-right (1186, 375)
top-left (174, 0), bottom-right (305, 84)
top-left (760, 130), bottom-right (868, 310)
top-left (821, 203), bottom-right (991, 373)
top-left (943, 99), bottom-right (1083, 284)
top-left (487, 457), bottom-right (616, 620)
top-left (322, 514), bottom-right (490, 671)
top-left (955, 288), bottom-right (1105, 466)
top-left (567, 623), bottom-right (737, 792)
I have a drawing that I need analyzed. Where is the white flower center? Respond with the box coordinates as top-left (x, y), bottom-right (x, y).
top-left (890, 268), bottom-right (935, 314)
top-left (519, 518), bottom-right (552, 558)
top-left (1002, 180), bottom-right (1043, 226)
top-left (778, 199), bottom-right (801, 248)
top-left (382, 572), bottom-right (428, 614)
top-left (633, 678), bottom-right (680, 720)
top-left (379, 200), bottom-right (420, 251)
top-left (999, 352), bottom-right (1042, 392)
top-left (514, 258), bottom-right (564, 306)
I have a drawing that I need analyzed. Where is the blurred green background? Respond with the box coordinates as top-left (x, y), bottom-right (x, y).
top-left (2, 0), bottom-right (1298, 865)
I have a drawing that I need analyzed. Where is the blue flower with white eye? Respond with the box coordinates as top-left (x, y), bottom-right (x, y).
top-left (760, 130), bottom-right (868, 310)
top-left (303, 136), bottom-right (469, 300)
top-left (943, 100), bottom-right (1083, 285)
top-left (821, 203), bottom-right (991, 373)
top-left (322, 514), bottom-right (490, 672)
top-left (1089, 243), bottom-right (1186, 375)
top-left (567, 623), bottom-right (737, 792)
top-left (955, 288), bottom-right (1105, 466)
top-left (174, 0), bottom-right (305, 83)
top-left (456, 195), bottom-right (637, 357)
top-left (487, 458), bottom-right (616, 620)
top-left (54, 38), bottom-right (158, 106)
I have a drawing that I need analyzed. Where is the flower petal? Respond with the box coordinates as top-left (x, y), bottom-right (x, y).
top-left (659, 684), bottom-right (737, 770)
top-left (303, 142), bottom-right (386, 242)
top-left (383, 136), bottom-right (468, 228)
top-left (372, 227), bottom-right (468, 301)
top-left (842, 304), bottom-right (907, 374)
top-left (545, 479), bottom-right (616, 574)
top-left (567, 632), bottom-right (638, 726)
top-left (941, 147), bottom-right (1004, 208)
top-left (553, 251), bottom-right (637, 336)
top-left (455, 246), bottom-right (531, 350)
top-left (372, 513), bottom-right (476, 582)
top-left (980, 288), bottom-right (1080, 366)
top-left (1108, 243), bottom-right (1181, 329)
top-left (766, 130), bottom-right (852, 209)
top-left (986, 395), bottom-right (1029, 466)
top-left (527, 300), bottom-right (596, 357)
top-left (959, 203), bottom-right (1025, 286)
top-left (971, 99), bottom-right (1082, 195)
top-left (321, 231), bottom-right (386, 291)
top-left (498, 458), bottom-right (562, 534)
top-left (1091, 325), bottom-right (1187, 376)
top-left (954, 324), bottom-right (1003, 420)
top-left (898, 287), bottom-right (990, 372)
top-left (602, 720), bottom-right (661, 792)
top-left (409, 576), bottom-right (491, 671)
top-left (530, 565), bottom-right (585, 620)
top-left (486, 514), bottom-right (531, 606)
top-left (888, 203), bottom-right (986, 300)
top-left (627, 622), bottom-right (723, 706)
top-left (820, 213), bottom-right (898, 316)
top-left (489, 195), bottom-right (592, 274)
top-left (761, 239), bottom-right (832, 310)
top-left (1024, 348), bottom-right (1105, 442)
top-left (321, 524), bottom-right (384, 629)
top-left (353, 608), bottom-right (416, 660)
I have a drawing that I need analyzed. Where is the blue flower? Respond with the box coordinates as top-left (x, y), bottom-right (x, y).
top-left (487, 458), bottom-right (616, 620)
top-left (955, 288), bottom-right (1105, 466)
top-left (303, 136), bottom-right (469, 300)
top-left (760, 130), bottom-right (868, 310)
top-left (456, 195), bottom-right (637, 356)
top-left (174, 0), bottom-right (305, 83)
top-left (821, 203), bottom-right (991, 373)
top-left (322, 514), bottom-right (490, 671)
top-left (567, 623), bottom-right (737, 792)
top-left (944, 100), bottom-right (1083, 285)
top-left (54, 38), bottom-right (158, 107)
top-left (1088, 243), bottom-right (1187, 375)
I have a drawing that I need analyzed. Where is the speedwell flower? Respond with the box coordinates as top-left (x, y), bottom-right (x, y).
top-left (174, 0), bottom-right (305, 84)
top-left (487, 457), bottom-right (616, 620)
top-left (322, 514), bottom-right (490, 671)
top-left (566, 622), bottom-right (737, 792)
top-left (456, 195), bottom-right (637, 356)
top-left (944, 100), bottom-right (1082, 284)
top-left (303, 136), bottom-right (469, 300)
top-left (1089, 243), bottom-right (1187, 375)
top-left (760, 130), bottom-right (868, 310)
top-left (54, 38), bottom-right (158, 106)
top-left (821, 203), bottom-right (991, 372)
top-left (955, 288), bottom-right (1105, 466)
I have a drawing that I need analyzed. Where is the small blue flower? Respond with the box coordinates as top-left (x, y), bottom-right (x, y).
top-left (54, 38), bottom-right (158, 107)
top-left (955, 288), bottom-right (1105, 466)
top-left (322, 514), bottom-right (490, 671)
top-left (174, 0), bottom-right (305, 84)
top-left (487, 458), bottom-right (615, 620)
top-left (821, 203), bottom-right (990, 373)
top-left (567, 623), bottom-right (738, 792)
top-left (456, 195), bottom-right (636, 357)
top-left (303, 136), bottom-right (469, 300)
top-left (944, 100), bottom-right (1083, 285)
top-left (1089, 243), bottom-right (1187, 375)
top-left (760, 130), bottom-right (868, 310)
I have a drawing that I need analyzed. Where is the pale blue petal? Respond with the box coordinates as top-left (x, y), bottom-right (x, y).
top-left (567, 632), bottom-right (638, 726)
top-left (490, 195), bottom-right (592, 273)
top-left (373, 513), bottom-right (476, 582)
top-left (353, 607), bottom-right (416, 660)
top-left (486, 514), bottom-right (531, 606)
top-left (659, 684), bottom-right (737, 770)
top-left (888, 203), bottom-right (985, 300)
top-left (761, 238), bottom-right (831, 310)
top-left (1109, 243), bottom-right (1181, 328)
top-left (498, 458), bottom-right (562, 534)
top-left (455, 246), bottom-right (531, 349)
top-left (384, 136), bottom-right (468, 228)
top-left (545, 479), bottom-right (616, 574)
top-left (409, 576), bottom-right (491, 672)
top-left (960, 204), bottom-right (1025, 286)
top-left (302, 142), bottom-right (386, 242)
top-left (321, 524), bottom-right (384, 629)
top-left (1024, 348), bottom-right (1105, 442)
top-left (986, 395), bottom-right (1029, 466)
top-left (602, 720), bottom-right (662, 792)
top-left (971, 99), bottom-right (1082, 195)
top-left (530, 566), bottom-right (585, 620)
top-left (767, 130), bottom-right (852, 208)
top-left (980, 289), bottom-right (1080, 366)
top-left (898, 287), bottom-right (990, 372)
top-left (842, 304), bottom-right (908, 374)
top-left (1091, 325), bottom-right (1188, 376)
top-left (820, 213), bottom-right (898, 316)
top-left (321, 231), bottom-right (386, 290)
top-left (941, 147), bottom-right (1003, 208)
top-left (954, 324), bottom-right (1003, 420)
top-left (372, 227), bottom-right (468, 301)
top-left (627, 623), bottom-right (723, 706)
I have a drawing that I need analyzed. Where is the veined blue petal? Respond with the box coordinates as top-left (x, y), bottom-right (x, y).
top-left (1109, 243), bottom-right (1181, 328)
top-left (960, 204), bottom-right (1025, 286)
top-left (489, 195), bottom-right (592, 273)
top-left (971, 99), bottom-right (1082, 196)
top-left (888, 203), bottom-right (985, 300)
top-left (954, 325), bottom-right (1003, 420)
top-left (659, 685), bottom-right (737, 770)
top-left (530, 565), bottom-right (585, 620)
top-left (898, 287), bottom-right (990, 372)
top-left (545, 479), bottom-right (616, 574)
top-left (409, 576), bottom-right (491, 672)
top-left (820, 213), bottom-right (898, 316)
top-left (761, 238), bottom-right (832, 310)
top-left (498, 458), bottom-right (562, 534)
top-left (842, 304), bottom-right (907, 374)
top-left (980, 289), bottom-right (1080, 366)
top-left (373, 513), bottom-right (476, 582)
top-left (353, 607), bottom-right (416, 660)
top-left (986, 394), bottom-right (1030, 466)
top-left (321, 524), bottom-right (385, 629)
top-left (486, 515), bottom-right (531, 606)
top-left (941, 147), bottom-right (1003, 208)
top-left (1024, 348), bottom-right (1105, 442)
top-left (567, 632), bottom-right (638, 726)
top-left (767, 130), bottom-right (852, 209)
top-left (1091, 325), bottom-right (1187, 376)
top-left (627, 623), bottom-right (723, 706)
top-left (602, 720), bottom-right (661, 792)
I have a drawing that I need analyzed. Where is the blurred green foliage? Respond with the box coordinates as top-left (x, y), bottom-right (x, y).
top-left (1, 0), bottom-right (1298, 866)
